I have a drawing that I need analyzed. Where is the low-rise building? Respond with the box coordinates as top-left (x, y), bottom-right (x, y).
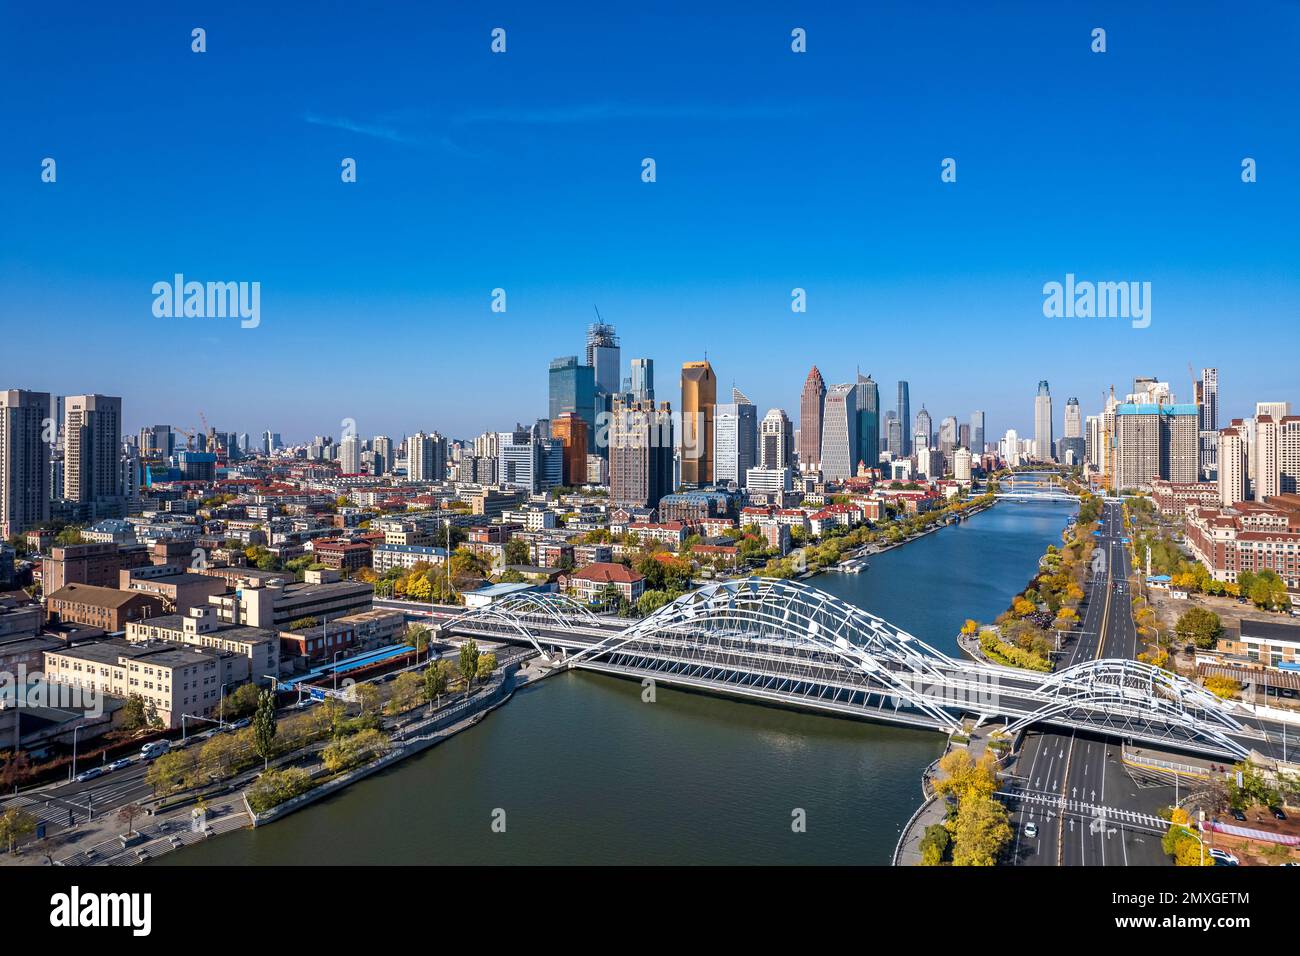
top-left (561, 562), bottom-right (645, 605)
top-left (45, 583), bottom-right (166, 631)
top-left (43, 638), bottom-right (236, 729)
top-left (372, 543), bottom-right (446, 574)
top-left (125, 606), bottom-right (280, 684)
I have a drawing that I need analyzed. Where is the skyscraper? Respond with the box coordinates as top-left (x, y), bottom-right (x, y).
top-left (970, 411), bottom-right (986, 453)
top-left (408, 431), bottom-right (449, 482)
top-left (551, 412), bottom-right (589, 487)
top-left (64, 394), bottom-right (123, 514)
top-left (759, 408), bottom-right (795, 471)
top-left (799, 366), bottom-right (826, 473)
top-left (855, 373), bottom-right (880, 470)
top-left (373, 436), bottom-right (393, 476)
top-left (1218, 425), bottom-right (1248, 506)
top-left (1199, 367), bottom-right (1219, 479)
top-left (1064, 397), bottom-right (1082, 438)
top-left (1255, 414), bottom-right (1281, 501)
top-left (915, 406), bottom-right (933, 451)
top-left (939, 416), bottom-right (957, 459)
top-left (549, 356), bottom-right (599, 454)
top-left (0, 389), bottom-right (51, 539)
top-left (680, 360), bottom-right (717, 486)
top-left (586, 321), bottom-right (621, 396)
top-left (896, 381), bottom-right (912, 457)
top-left (629, 358), bottom-right (655, 402)
top-left (713, 387), bottom-right (758, 487)
top-left (339, 435), bottom-right (361, 474)
top-left (609, 396), bottom-right (674, 510)
top-left (820, 382), bottom-right (860, 482)
top-left (1113, 403), bottom-right (1199, 490)
top-left (1034, 381), bottom-right (1054, 461)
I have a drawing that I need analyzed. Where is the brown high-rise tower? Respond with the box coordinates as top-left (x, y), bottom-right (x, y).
top-left (799, 366), bottom-right (826, 473)
top-left (679, 360), bottom-right (716, 487)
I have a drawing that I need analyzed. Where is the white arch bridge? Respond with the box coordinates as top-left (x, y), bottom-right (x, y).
top-left (444, 579), bottom-right (1265, 760)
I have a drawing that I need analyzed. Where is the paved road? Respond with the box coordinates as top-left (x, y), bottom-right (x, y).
top-left (1008, 499), bottom-right (1177, 867)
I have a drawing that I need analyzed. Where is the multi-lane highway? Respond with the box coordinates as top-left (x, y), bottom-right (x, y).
top-left (1008, 499), bottom-right (1178, 866)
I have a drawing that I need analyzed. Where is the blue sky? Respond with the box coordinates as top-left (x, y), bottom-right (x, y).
top-left (3, 1), bottom-right (1298, 444)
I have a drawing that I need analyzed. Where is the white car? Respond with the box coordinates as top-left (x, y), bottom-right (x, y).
top-left (74, 767), bottom-right (104, 783)
top-left (1023, 822), bottom-right (1039, 838)
top-left (1208, 848), bottom-right (1239, 866)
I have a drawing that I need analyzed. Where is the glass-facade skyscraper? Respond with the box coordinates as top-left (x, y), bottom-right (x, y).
top-left (856, 373), bottom-right (879, 470)
top-left (896, 380), bottom-right (911, 457)
top-left (549, 356), bottom-right (598, 453)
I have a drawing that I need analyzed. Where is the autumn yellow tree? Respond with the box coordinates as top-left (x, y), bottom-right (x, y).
top-left (951, 795), bottom-right (1013, 866)
top-left (933, 749), bottom-right (999, 804)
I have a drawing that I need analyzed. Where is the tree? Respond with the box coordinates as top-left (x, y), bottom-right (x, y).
top-left (933, 750), bottom-right (999, 804)
top-left (1175, 607), bottom-right (1223, 650)
top-left (919, 823), bottom-right (951, 866)
top-left (222, 683), bottom-right (261, 720)
top-left (144, 750), bottom-right (197, 797)
top-left (0, 807), bottom-right (36, 854)
top-left (459, 640), bottom-right (480, 696)
top-left (252, 689), bottom-right (278, 770)
top-left (1203, 676), bottom-right (1241, 700)
top-left (321, 728), bottom-right (390, 774)
top-left (117, 802), bottom-right (143, 837)
top-left (352, 683), bottom-right (381, 716)
top-left (503, 537), bottom-right (530, 566)
top-left (476, 652), bottom-right (498, 682)
top-left (120, 694), bottom-right (147, 732)
top-left (424, 659), bottom-right (452, 709)
top-left (404, 625), bottom-right (431, 655)
top-left (388, 672), bottom-right (424, 713)
top-left (950, 795), bottom-right (1012, 866)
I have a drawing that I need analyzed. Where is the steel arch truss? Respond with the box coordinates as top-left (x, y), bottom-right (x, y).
top-left (453, 592), bottom-right (603, 656)
top-left (566, 578), bottom-right (964, 731)
top-left (1005, 658), bottom-right (1250, 758)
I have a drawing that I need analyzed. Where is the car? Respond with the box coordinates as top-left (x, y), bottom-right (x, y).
top-left (1209, 849), bottom-right (1240, 866)
top-left (140, 740), bottom-right (171, 760)
top-left (1270, 807), bottom-right (1287, 821)
top-left (1023, 822), bottom-right (1038, 838)
top-left (108, 758), bottom-right (132, 772)
top-left (1230, 808), bottom-right (1247, 822)
top-left (74, 767), bottom-right (104, 783)
top-left (229, 717), bottom-right (251, 730)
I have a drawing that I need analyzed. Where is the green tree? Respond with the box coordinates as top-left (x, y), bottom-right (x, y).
top-left (119, 694), bottom-right (147, 732)
top-left (424, 659), bottom-right (452, 708)
top-left (388, 672), bottom-right (424, 713)
top-left (459, 640), bottom-right (481, 696)
top-left (144, 749), bottom-right (198, 797)
top-left (476, 652), bottom-right (498, 682)
top-left (918, 823), bottom-right (951, 866)
top-left (252, 689), bottom-right (278, 769)
top-left (503, 538), bottom-right (530, 566)
top-left (1175, 606), bottom-right (1223, 649)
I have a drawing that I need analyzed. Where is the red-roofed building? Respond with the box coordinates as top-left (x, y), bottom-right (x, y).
top-left (560, 562), bottom-right (645, 604)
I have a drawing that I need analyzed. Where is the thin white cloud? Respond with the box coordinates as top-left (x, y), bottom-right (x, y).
top-left (302, 112), bottom-right (410, 143)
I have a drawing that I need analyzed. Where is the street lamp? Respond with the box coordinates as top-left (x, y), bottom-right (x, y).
top-left (333, 649), bottom-right (345, 690)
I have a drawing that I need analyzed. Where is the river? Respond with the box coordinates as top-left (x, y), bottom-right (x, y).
top-left (161, 497), bottom-right (1075, 865)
